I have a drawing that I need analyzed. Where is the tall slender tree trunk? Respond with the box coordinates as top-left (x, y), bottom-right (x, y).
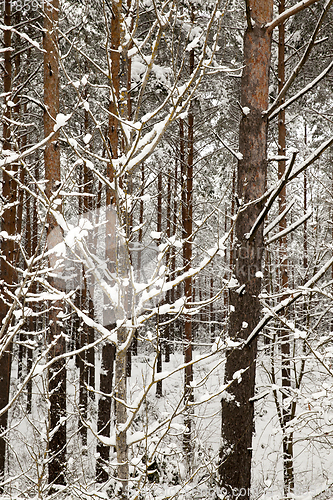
top-left (133, 162), bottom-right (145, 357)
top-left (14, 22), bottom-right (25, 382)
top-left (210, 275), bottom-right (214, 339)
top-left (78, 99), bottom-right (96, 448)
top-left (0, 1), bottom-right (14, 489)
top-left (277, 3), bottom-right (294, 496)
top-left (219, 2), bottom-right (273, 497)
top-left (95, 0), bottom-right (120, 470)
top-left (96, 1), bottom-right (129, 489)
top-left (164, 165), bottom-right (172, 362)
top-left (115, 326), bottom-right (128, 498)
top-left (27, 163), bottom-right (39, 413)
top-left (96, 343), bottom-right (114, 482)
top-left (43, 0), bottom-right (67, 488)
top-left (224, 165), bottom-right (236, 326)
top-left (170, 159), bottom-right (178, 342)
top-left (156, 171), bottom-right (163, 397)
top-left (183, 35), bottom-right (194, 469)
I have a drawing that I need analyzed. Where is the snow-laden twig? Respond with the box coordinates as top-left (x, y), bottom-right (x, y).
top-left (263, 198), bottom-right (296, 236)
top-left (0, 131), bottom-right (57, 168)
top-left (244, 255), bottom-right (333, 346)
top-left (265, 210), bottom-right (312, 245)
top-left (268, 60), bottom-right (333, 121)
top-left (267, 0), bottom-right (333, 115)
top-left (245, 151), bottom-right (297, 241)
top-left (265, 0), bottom-right (321, 33)
top-left (289, 135), bottom-right (333, 181)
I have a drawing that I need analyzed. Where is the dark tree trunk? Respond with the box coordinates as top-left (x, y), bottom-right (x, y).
top-left (77, 106), bottom-right (96, 447)
top-left (27, 165), bottom-right (39, 414)
top-left (43, 0), bottom-right (67, 488)
top-left (156, 171), bottom-right (163, 397)
top-left (183, 33), bottom-right (195, 469)
top-left (96, 343), bottom-right (115, 482)
top-left (0, 1), bottom-right (14, 490)
top-left (164, 165), bottom-right (172, 362)
top-left (277, 2), bottom-right (295, 495)
top-left (96, 0), bottom-right (121, 481)
top-left (219, 2), bottom-right (273, 497)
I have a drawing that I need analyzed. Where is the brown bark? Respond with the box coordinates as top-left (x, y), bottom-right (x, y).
top-left (183, 35), bottom-right (195, 469)
top-left (132, 163), bottom-right (145, 357)
top-left (277, 3), bottom-right (294, 495)
top-left (96, 343), bottom-right (115, 482)
top-left (0, 1), bottom-right (14, 490)
top-left (219, 2), bottom-right (273, 497)
top-left (27, 165), bottom-right (39, 414)
top-left (43, 0), bottom-right (67, 488)
top-left (96, 0), bottom-right (124, 486)
top-left (156, 171), bottom-right (163, 397)
top-left (115, 328), bottom-right (128, 498)
top-left (169, 159), bottom-right (178, 339)
top-left (164, 165), bottom-right (172, 362)
top-left (210, 275), bottom-right (215, 339)
top-left (78, 98), bottom-right (96, 448)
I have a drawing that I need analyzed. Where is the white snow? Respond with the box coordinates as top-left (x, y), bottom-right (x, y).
top-left (54, 113), bottom-right (71, 132)
top-left (150, 231), bottom-right (162, 239)
top-left (83, 133), bottom-right (92, 144)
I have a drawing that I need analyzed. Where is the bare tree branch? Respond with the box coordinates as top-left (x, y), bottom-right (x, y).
top-left (268, 60), bottom-right (333, 121)
top-left (267, 0), bottom-right (333, 115)
top-left (264, 198), bottom-right (296, 236)
top-left (213, 132), bottom-right (242, 161)
top-left (246, 151), bottom-right (297, 242)
top-left (244, 255), bottom-right (333, 346)
top-left (289, 135), bottom-right (333, 181)
top-left (266, 0), bottom-right (321, 33)
top-left (265, 210), bottom-right (312, 245)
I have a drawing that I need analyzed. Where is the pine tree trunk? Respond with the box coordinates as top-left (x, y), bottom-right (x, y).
top-left (27, 164), bottom-right (39, 414)
top-left (183, 36), bottom-right (194, 469)
top-left (43, 0), bottom-right (67, 488)
top-left (96, 0), bottom-right (122, 483)
top-left (277, 3), bottom-right (294, 495)
top-left (116, 328), bottom-right (128, 499)
top-left (96, 343), bottom-right (115, 482)
top-left (219, 2), bottom-right (273, 497)
top-left (164, 166), bottom-right (172, 362)
top-left (0, 1), bottom-right (14, 490)
top-left (156, 171), bottom-right (163, 397)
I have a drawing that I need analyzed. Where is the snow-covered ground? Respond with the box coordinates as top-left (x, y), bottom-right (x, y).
top-left (4, 337), bottom-right (333, 499)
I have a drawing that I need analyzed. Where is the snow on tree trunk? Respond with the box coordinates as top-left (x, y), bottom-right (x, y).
top-left (183, 36), bottom-right (195, 471)
top-left (219, 1), bottom-right (273, 497)
top-left (43, 0), bottom-right (67, 488)
top-left (277, 2), bottom-right (295, 495)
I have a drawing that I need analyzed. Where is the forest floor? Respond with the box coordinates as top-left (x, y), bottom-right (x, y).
top-left (4, 338), bottom-right (333, 499)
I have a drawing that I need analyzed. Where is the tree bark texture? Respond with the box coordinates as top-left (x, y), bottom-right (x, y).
top-left (116, 328), bottom-right (128, 498)
top-left (183, 37), bottom-right (195, 469)
top-left (96, 0), bottom-right (121, 481)
top-left (277, 2), bottom-right (295, 495)
top-left (43, 0), bottom-right (67, 488)
top-left (219, 2), bottom-right (273, 497)
top-left (0, 0), bottom-right (15, 490)
top-left (96, 343), bottom-right (115, 482)
top-left (156, 171), bottom-right (163, 397)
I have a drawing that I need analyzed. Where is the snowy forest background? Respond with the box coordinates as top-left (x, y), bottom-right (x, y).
top-left (1, 0), bottom-right (333, 499)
